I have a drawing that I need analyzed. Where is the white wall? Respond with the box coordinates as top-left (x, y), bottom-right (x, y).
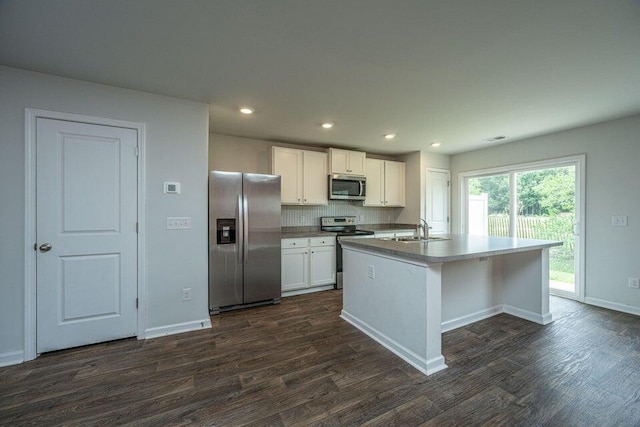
top-left (209, 133), bottom-right (328, 174)
top-left (209, 133), bottom-right (405, 226)
top-left (451, 114), bottom-right (640, 312)
top-left (396, 151), bottom-right (450, 225)
top-left (0, 66), bottom-right (210, 362)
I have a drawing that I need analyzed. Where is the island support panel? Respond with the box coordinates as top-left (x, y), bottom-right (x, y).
top-left (340, 247), bottom-right (447, 375)
top-left (341, 244), bottom-right (553, 376)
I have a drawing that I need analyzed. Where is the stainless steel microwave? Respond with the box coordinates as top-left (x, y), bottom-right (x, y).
top-left (329, 174), bottom-right (366, 200)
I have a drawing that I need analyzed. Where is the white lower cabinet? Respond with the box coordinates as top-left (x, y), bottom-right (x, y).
top-left (282, 237), bottom-right (336, 296)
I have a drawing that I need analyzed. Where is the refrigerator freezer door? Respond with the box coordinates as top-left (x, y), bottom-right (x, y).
top-left (209, 171), bottom-right (244, 311)
top-left (242, 173), bottom-right (282, 303)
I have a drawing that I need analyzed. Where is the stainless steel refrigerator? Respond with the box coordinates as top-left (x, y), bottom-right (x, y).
top-left (209, 171), bottom-right (281, 314)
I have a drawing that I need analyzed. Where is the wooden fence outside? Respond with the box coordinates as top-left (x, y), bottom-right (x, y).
top-left (488, 215), bottom-right (575, 251)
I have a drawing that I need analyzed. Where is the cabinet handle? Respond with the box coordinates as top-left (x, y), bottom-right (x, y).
top-left (312, 251), bottom-right (315, 254)
top-left (305, 251), bottom-right (308, 254)
top-left (292, 243), bottom-right (296, 245)
top-left (304, 198), bottom-right (307, 202)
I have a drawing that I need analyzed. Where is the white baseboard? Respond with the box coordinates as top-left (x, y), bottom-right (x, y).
top-left (0, 350), bottom-right (24, 367)
top-left (341, 310), bottom-right (447, 375)
top-left (144, 318), bottom-right (212, 340)
top-left (585, 297), bottom-right (640, 317)
top-left (441, 305), bottom-right (503, 333)
top-left (503, 304), bottom-right (553, 325)
top-left (282, 284), bottom-right (334, 298)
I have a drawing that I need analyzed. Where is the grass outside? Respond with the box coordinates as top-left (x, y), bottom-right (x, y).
top-left (488, 215), bottom-right (575, 285)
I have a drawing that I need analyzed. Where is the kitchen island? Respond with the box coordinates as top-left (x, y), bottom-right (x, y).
top-left (340, 234), bottom-right (562, 375)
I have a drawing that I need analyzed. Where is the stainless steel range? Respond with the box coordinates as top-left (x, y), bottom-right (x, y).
top-left (320, 216), bottom-right (375, 289)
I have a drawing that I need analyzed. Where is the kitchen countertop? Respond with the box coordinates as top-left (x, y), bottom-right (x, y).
top-left (281, 226), bottom-right (335, 239)
top-left (281, 223), bottom-right (416, 239)
top-left (340, 234), bottom-right (562, 263)
top-left (281, 230), bottom-right (336, 239)
top-left (358, 223), bottom-right (416, 233)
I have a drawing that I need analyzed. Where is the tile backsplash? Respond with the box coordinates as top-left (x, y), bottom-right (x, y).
top-left (281, 200), bottom-right (402, 227)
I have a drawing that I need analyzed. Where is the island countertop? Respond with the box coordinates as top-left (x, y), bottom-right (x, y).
top-left (340, 234), bottom-right (562, 263)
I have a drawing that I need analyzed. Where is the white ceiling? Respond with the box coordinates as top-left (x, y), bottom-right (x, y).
top-left (1, 0), bottom-right (639, 154)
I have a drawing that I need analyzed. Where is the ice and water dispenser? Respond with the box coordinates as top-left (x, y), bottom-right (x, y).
top-left (216, 218), bottom-right (236, 244)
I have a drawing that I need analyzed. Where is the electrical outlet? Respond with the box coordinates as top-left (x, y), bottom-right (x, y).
top-left (612, 216), bottom-right (628, 226)
top-left (368, 265), bottom-right (375, 279)
top-left (182, 287), bottom-right (192, 301)
top-left (629, 278), bottom-right (640, 289)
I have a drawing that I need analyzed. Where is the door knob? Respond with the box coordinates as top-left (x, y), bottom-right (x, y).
top-left (39, 243), bottom-right (52, 252)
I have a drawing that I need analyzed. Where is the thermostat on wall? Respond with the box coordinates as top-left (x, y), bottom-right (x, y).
top-left (164, 182), bottom-right (181, 194)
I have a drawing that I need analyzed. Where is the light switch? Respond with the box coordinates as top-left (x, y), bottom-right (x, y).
top-left (611, 216), bottom-right (628, 226)
top-left (167, 217), bottom-right (192, 230)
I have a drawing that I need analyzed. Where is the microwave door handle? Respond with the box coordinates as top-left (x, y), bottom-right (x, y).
top-left (359, 180), bottom-right (364, 197)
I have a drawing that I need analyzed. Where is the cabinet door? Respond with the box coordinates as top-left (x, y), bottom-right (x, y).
top-left (384, 160), bottom-right (405, 207)
top-left (302, 151), bottom-right (328, 205)
top-left (309, 246), bottom-right (336, 287)
top-left (329, 148), bottom-right (349, 174)
top-left (348, 151), bottom-right (366, 175)
top-left (272, 147), bottom-right (302, 204)
top-left (282, 247), bottom-right (309, 291)
top-left (364, 158), bottom-right (384, 206)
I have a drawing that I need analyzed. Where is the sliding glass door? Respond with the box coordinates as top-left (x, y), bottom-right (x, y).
top-left (462, 156), bottom-right (584, 301)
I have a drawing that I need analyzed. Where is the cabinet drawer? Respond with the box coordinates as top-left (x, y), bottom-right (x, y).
top-left (282, 238), bottom-right (308, 249)
top-left (309, 236), bottom-right (335, 247)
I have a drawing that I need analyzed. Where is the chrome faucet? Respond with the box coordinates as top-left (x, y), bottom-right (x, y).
top-left (417, 218), bottom-right (432, 240)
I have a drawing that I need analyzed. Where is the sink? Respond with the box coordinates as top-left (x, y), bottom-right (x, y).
top-left (381, 236), bottom-right (450, 243)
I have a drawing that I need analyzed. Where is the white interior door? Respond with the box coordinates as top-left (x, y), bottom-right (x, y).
top-left (36, 118), bottom-right (138, 353)
top-left (426, 169), bottom-right (450, 234)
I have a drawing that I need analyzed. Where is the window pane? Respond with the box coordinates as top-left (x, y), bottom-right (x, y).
top-left (515, 166), bottom-right (576, 292)
top-left (468, 174), bottom-right (510, 236)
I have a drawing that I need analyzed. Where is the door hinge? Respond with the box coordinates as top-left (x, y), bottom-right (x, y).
top-left (135, 146), bottom-right (140, 157)
top-left (34, 243), bottom-right (37, 251)
top-left (136, 222), bottom-right (139, 233)
top-left (447, 181), bottom-right (450, 187)
top-left (447, 216), bottom-right (450, 223)
top-left (136, 298), bottom-right (139, 308)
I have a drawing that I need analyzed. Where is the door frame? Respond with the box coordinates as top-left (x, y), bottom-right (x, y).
top-left (425, 167), bottom-right (451, 234)
top-left (24, 108), bottom-right (146, 361)
top-left (458, 154), bottom-right (586, 302)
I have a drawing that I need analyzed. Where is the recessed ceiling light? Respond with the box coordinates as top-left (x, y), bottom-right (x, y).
top-left (481, 135), bottom-right (508, 143)
top-left (320, 122), bottom-right (334, 129)
top-left (430, 142), bottom-right (441, 147)
top-left (239, 107), bottom-right (254, 115)
top-left (384, 133), bottom-right (396, 140)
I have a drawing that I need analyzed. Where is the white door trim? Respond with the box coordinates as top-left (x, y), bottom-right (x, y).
top-left (457, 154), bottom-right (586, 302)
top-left (24, 108), bottom-right (146, 362)
top-left (425, 167), bottom-right (451, 234)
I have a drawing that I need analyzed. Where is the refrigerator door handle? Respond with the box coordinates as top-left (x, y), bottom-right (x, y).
top-left (243, 194), bottom-right (249, 262)
top-left (237, 194), bottom-right (244, 264)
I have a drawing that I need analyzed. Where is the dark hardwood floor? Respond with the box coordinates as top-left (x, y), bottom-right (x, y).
top-left (1, 291), bottom-right (639, 426)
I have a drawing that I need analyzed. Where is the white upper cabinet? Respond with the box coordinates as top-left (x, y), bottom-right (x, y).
top-left (329, 148), bottom-right (366, 175)
top-left (384, 160), bottom-right (405, 207)
top-left (271, 146), bottom-right (328, 205)
top-left (364, 158), bottom-right (405, 207)
top-left (364, 158), bottom-right (385, 206)
top-left (302, 150), bottom-right (328, 205)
